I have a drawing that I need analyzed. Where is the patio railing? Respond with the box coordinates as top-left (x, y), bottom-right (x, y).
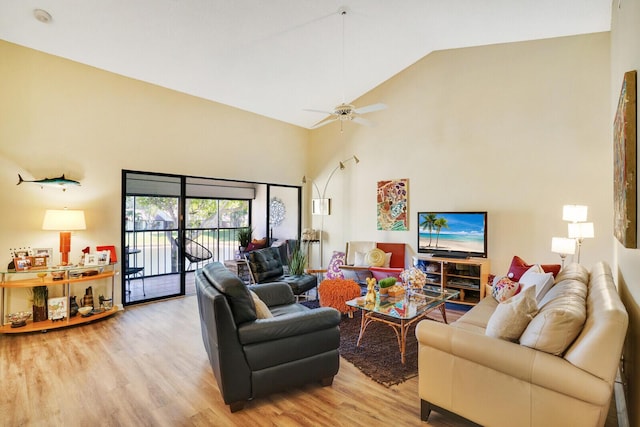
top-left (124, 227), bottom-right (244, 278)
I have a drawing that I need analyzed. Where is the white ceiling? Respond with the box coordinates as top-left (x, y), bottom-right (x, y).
top-left (0, 1), bottom-right (611, 129)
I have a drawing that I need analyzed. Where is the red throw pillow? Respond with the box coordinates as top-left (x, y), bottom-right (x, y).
top-left (507, 256), bottom-right (561, 281)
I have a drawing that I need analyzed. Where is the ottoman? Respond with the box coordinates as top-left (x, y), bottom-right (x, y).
top-left (318, 278), bottom-right (362, 317)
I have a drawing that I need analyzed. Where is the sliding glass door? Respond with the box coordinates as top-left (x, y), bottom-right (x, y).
top-left (123, 171), bottom-right (294, 306)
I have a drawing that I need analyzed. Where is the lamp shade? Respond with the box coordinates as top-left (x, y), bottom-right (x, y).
top-left (568, 222), bottom-right (594, 239)
top-left (551, 237), bottom-right (576, 255)
top-left (562, 205), bottom-right (588, 222)
top-left (42, 209), bottom-right (86, 231)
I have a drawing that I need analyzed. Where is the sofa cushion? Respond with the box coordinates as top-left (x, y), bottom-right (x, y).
top-left (326, 251), bottom-right (346, 279)
top-left (247, 247), bottom-right (284, 282)
top-left (203, 263), bottom-right (257, 325)
top-left (507, 255), bottom-right (561, 281)
top-left (519, 265), bottom-right (555, 302)
top-left (486, 286), bottom-right (538, 342)
top-left (249, 290), bottom-right (273, 319)
top-left (553, 262), bottom-right (589, 285)
top-left (365, 248), bottom-right (386, 267)
top-left (519, 278), bottom-right (587, 355)
top-left (354, 251), bottom-right (368, 266)
top-left (491, 276), bottom-right (520, 302)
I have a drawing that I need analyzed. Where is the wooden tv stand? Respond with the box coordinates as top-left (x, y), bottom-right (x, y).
top-left (413, 256), bottom-right (490, 306)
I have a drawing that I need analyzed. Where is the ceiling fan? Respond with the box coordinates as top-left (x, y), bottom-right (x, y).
top-left (305, 7), bottom-right (387, 130)
top-left (305, 102), bottom-right (387, 129)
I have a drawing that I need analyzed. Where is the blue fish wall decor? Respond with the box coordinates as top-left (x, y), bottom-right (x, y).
top-left (17, 174), bottom-right (81, 191)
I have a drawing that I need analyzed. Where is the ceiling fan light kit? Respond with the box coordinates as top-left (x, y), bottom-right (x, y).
top-left (305, 7), bottom-right (387, 130)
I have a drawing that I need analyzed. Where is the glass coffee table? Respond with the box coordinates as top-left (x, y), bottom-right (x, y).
top-left (346, 287), bottom-right (460, 364)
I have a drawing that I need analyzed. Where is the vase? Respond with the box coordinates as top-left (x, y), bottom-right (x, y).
top-left (32, 286), bottom-right (48, 322)
top-left (69, 296), bottom-right (79, 317)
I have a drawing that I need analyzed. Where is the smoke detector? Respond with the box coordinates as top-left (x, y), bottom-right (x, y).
top-left (33, 9), bottom-right (52, 24)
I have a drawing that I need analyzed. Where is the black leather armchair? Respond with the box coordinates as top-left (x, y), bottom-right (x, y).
top-left (245, 246), bottom-right (317, 297)
top-left (195, 262), bottom-right (341, 412)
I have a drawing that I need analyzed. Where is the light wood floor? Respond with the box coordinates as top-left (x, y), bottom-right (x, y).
top-left (0, 296), bottom-right (618, 427)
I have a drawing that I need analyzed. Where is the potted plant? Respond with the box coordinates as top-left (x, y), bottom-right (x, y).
top-left (237, 227), bottom-right (253, 252)
top-left (378, 277), bottom-right (397, 295)
top-left (288, 243), bottom-right (307, 276)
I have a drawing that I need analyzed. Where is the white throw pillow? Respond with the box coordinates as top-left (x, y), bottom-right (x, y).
top-left (354, 251), bottom-right (367, 266)
top-left (383, 252), bottom-right (392, 268)
top-left (485, 286), bottom-right (538, 342)
top-left (491, 276), bottom-right (520, 302)
top-left (519, 265), bottom-right (555, 303)
top-left (249, 290), bottom-right (273, 319)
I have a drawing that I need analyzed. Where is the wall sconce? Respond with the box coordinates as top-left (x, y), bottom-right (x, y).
top-left (42, 208), bottom-right (86, 265)
top-left (551, 237), bottom-right (576, 268)
top-left (568, 222), bottom-right (594, 264)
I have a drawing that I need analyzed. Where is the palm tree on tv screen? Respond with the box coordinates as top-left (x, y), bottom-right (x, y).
top-left (434, 217), bottom-right (449, 248)
top-left (420, 213), bottom-right (438, 247)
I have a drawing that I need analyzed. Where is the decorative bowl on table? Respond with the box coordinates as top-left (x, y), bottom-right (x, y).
top-left (7, 311), bottom-right (32, 328)
top-left (78, 306), bottom-right (93, 316)
top-left (51, 271), bottom-right (65, 281)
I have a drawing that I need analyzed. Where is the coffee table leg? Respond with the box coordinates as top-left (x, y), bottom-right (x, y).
top-left (439, 303), bottom-right (448, 324)
top-left (400, 319), bottom-right (407, 364)
top-left (356, 310), bottom-right (370, 346)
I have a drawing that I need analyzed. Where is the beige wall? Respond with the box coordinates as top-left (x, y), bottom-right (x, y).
top-left (0, 40), bottom-right (309, 309)
top-left (309, 33), bottom-right (611, 275)
top-left (611, 2), bottom-right (640, 425)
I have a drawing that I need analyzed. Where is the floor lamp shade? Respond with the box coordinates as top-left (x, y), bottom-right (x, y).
top-left (562, 205), bottom-right (588, 222)
top-left (42, 209), bottom-right (86, 265)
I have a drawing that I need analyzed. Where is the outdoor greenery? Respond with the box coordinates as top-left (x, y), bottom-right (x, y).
top-left (126, 196), bottom-right (249, 231)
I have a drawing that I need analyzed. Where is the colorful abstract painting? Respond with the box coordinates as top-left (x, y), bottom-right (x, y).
top-left (377, 179), bottom-right (408, 231)
top-left (613, 70), bottom-right (637, 248)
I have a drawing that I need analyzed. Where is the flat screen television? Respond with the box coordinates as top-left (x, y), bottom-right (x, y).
top-left (417, 211), bottom-right (488, 258)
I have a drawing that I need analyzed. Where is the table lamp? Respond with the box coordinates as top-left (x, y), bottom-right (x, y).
top-left (551, 237), bottom-right (576, 268)
top-left (42, 209), bottom-right (86, 265)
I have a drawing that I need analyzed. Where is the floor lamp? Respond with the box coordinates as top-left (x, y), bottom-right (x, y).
top-left (568, 222), bottom-right (594, 264)
top-left (551, 237), bottom-right (576, 268)
top-left (303, 155), bottom-right (359, 267)
top-left (42, 209), bottom-right (86, 265)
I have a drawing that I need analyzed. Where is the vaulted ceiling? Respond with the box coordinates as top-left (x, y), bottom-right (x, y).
top-left (0, 1), bottom-right (611, 128)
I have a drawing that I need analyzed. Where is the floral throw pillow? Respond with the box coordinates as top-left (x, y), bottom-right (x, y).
top-left (326, 251), bottom-right (346, 280)
top-left (491, 276), bottom-right (520, 302)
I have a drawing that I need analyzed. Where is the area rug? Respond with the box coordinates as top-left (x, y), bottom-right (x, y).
top-left (301, 300), bottom-right (468, 387)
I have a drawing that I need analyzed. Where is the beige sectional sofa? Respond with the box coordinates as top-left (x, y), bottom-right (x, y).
top-left (415, 261), bottom-right (628, 427)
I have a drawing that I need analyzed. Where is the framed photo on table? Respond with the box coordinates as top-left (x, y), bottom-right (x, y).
top-left (33, 248), bottom-right (53, 266)
top-left (48, 297), bottom-right (67, 321)
top-left (85, 250), bottom-right (110, 266)
top-left (96, 245), bottom-right (117, 263)
top-left (13, 257), bottom-right (32, 271)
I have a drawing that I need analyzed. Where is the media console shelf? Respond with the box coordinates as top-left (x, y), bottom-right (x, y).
top-left (413, 255), bottom-right (490, 306)
top-left (0, 263), bottom-right (118, 333)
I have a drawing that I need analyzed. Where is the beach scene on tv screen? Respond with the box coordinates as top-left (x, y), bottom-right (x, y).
top-left (418, 213), bottom-right (485, 254)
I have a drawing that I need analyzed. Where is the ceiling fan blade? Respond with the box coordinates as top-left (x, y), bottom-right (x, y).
top-left (311, 117), bottom-right (338, 128)
top-left (354, 103), bottom-right (387, 114)
top-left (352, 117), bottom-right (373, 127)
top-left (304, 108), bottom-right (335, 115)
